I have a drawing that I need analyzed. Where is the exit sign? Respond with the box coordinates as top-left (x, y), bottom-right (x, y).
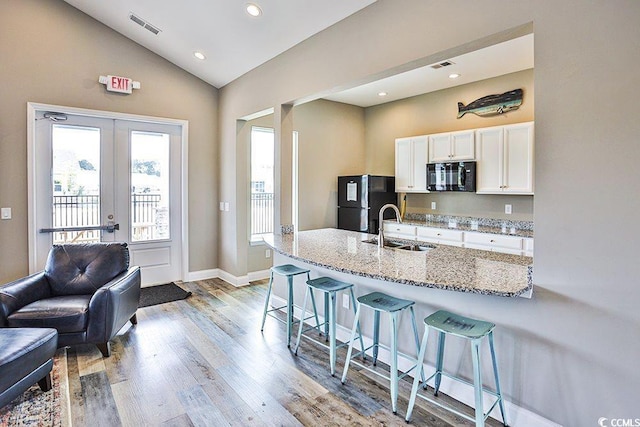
top-left (98, 75), bottom-right (141, 94)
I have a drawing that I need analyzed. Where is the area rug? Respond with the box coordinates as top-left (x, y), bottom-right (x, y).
top-left (0, 349), bottom-right (68, 427)
top-left (138, 282), bottom-right (192, 308)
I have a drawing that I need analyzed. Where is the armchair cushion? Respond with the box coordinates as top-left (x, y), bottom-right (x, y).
top-left (0, 272), bottom-right (51, 327)
top-left (7, 295), bottom-right (91, 333)
top-left (45, 243), bottom-right (129, 296)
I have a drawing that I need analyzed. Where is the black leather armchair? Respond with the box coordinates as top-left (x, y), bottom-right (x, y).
top-left (0, 243), bottom-right (140, 357)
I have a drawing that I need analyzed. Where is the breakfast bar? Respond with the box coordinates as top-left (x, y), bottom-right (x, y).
top-left (263, 228), bottom-right (532, 298)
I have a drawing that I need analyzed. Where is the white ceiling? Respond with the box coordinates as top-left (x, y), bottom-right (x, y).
top-left (324, 34), bottom-right (534, 108)
top-left (63, 0), bottom-right (376, 88)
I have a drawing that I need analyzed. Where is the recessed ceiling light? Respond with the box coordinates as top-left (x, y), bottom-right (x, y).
top-left (246, 3), bottom-right (262, 17)
top-left (449, 73), bottom-right (461, 79)
top-left (378, 91), bottom-right (387, 97)
top-left (194, 52), bottom-right (206, 60)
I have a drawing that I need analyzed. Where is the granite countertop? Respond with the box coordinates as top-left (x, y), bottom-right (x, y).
top-left (397, 214), bottom-right (534, 238)
top-left (263, 228), bottom-right (533, 297)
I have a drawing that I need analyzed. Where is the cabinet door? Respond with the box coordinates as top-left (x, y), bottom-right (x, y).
top-left (411, 136), bottom-right (428, 192)
top-left (450, 130), bottom-right (475, 161)
top-left (428, 133), bottom-right (451, 163)
top-left (475, 127), bottom-right (504, 193)
top-left (523, 238), bottom-right (534, 257)
top-left (395, 137), bottom-right (413, 191)
top-left (503, 122), bottom-right (534, 194)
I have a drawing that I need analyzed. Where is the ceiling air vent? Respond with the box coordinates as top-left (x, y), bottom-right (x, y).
top-left (129, 13), bottom-right (161, 35)
top-left (430, 60), bottom-right (455, 70)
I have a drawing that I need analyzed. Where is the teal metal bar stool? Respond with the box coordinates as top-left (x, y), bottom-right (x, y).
top-left (341, 291), bottom-right (424, 414)
top-left (405, 310), bottom-right (508, 427)
top-left (260, 264), bottom-right (320, 348)
top-left (293, 277), bottom-right (366, 376)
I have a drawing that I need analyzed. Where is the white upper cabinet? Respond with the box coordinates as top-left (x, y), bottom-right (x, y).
top-left (475, 122), bottom-right (534, 194)
top-left (428, 130), bottom-right (475, 163)
top-left (395, 135), bottom-right (428, 192)
top-left (503, 123), bottom-right (535, 193)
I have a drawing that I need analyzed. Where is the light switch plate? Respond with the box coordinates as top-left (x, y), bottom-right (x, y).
top-left (224, 202), bottom-right (229, 212)
top-left (431, 201), bottom-right (437, 210)
top-left (505, 204), bottom-right (512, 214)
top-left (1, 207), bottom-right (11, 220)
top-left (219, 202), bottom-right (224, 211)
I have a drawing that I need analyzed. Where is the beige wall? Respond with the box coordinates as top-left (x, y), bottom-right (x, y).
top-left (218, 1), bottom-right (640, 424)
top-left (0, 0), bottom-right (218, 281)
top-left (294, 99), bottom-right (366, 230)
top-left (365, 69), bottom-right (534, 220)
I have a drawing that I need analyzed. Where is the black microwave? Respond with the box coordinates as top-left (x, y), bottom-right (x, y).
top-left (426, 161), bottom-right (476, 192)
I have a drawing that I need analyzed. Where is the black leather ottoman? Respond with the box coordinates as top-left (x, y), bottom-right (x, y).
top-left (0, 328), bottom-right (58, 408)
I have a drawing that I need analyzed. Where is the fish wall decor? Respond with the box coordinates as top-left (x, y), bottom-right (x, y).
top-left (457, 88), bottom-right (523, 119)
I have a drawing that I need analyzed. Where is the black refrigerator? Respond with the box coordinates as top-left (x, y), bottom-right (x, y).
top-left (337, 175), bottom-right (397, 234)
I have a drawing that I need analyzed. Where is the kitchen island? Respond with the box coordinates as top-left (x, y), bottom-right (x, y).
top-left (263, 228), bottom-right (532, 298)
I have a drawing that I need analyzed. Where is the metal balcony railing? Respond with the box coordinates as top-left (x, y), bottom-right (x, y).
top-left (251, 192), bottom-right (274, 236)
top-left (52, 194), bottom-right (162, 243)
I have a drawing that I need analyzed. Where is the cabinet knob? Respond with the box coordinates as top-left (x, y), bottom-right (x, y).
top-left (437, 233), bottom-right (441, 236)
top-left (490, 239), bottom-right (495, 242)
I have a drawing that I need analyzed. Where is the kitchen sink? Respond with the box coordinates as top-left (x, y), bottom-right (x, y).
top-left (397, 244), bottom-right (432, 252)
top-left (363, 238), bottom-right (433, 252)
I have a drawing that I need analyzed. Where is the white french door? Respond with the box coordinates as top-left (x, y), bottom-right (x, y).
top-left (31, 109), bottom-right (183, 286)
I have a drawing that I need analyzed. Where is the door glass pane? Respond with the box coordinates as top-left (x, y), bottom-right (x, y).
top-left (131, 131), bottom-right (170, 241)
top-left (51, 124), bottom-right (101, 244)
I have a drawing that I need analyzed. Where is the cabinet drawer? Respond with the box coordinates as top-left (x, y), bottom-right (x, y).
top-left (464, 232), bottom-right (523, 250)
top-left (416, 227), bottom-right (463, 242)
top-left (383, 223), bottom-right (416, 237)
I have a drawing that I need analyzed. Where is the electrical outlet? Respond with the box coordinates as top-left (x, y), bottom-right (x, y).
top-left (431, 201), bottom-right (437, 210)
top-left (265, 249), bottom-right (271, 258)
top-left (342, 294), bottom-right (350, 309)
top-left (505, 204), bottom-right (512, 215)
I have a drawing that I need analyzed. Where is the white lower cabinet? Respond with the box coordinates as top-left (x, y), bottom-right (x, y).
top-left (463, 231), bottom-right (525, 255)
top-left (416, 227), bottom-right (464, 247)
top-left (383, 223), bottom-right (416, 240)
top-left (382, 222), bottom-right (533, 256)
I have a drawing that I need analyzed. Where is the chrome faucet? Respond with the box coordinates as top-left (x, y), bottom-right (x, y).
top-left (378, 203), bottom-right (402, 248)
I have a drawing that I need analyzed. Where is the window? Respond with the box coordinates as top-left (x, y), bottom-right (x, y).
top-left (250, 127), bottom-right (274, 241)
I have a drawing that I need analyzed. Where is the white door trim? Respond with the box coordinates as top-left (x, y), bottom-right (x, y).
top-left (27, 102), bottom-right (189, 282)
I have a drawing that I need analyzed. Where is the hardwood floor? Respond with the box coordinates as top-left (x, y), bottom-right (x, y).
top-left (62, 278), bottom-right (503, 426)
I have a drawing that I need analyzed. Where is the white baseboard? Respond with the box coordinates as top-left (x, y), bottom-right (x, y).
top-left (270, 295), bottom-right (560, 427)
top-left (185, 268), bottom-right (219, 282)
top-left (247, 269), bottom-right (271, 282)
top-left (186, 268), bottom-right (270, 287)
